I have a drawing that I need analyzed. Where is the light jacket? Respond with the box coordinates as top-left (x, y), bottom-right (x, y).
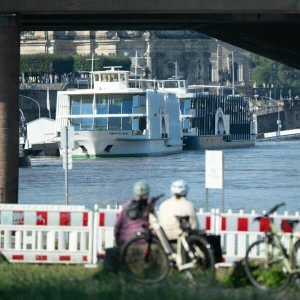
top-left (158, 196), bottom-right (199, 240)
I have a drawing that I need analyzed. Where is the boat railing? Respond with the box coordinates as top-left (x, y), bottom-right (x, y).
top-left (128, 79), bottom-right (157, 89)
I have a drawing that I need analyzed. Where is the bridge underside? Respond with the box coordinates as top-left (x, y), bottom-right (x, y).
top-left (19, 13), bottom-right (300, 70)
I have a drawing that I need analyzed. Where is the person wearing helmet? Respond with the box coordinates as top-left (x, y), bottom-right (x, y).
top-left (114, 180), bottom-right (155, 246)
top-left (158, 180), bottom-right (199, 241)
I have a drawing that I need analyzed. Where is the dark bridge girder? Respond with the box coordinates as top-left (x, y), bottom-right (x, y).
top-left (19, 13), bottom-right (300, 70)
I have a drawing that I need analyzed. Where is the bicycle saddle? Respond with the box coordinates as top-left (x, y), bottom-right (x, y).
top-left (175, 216), bottom-right (190, 230)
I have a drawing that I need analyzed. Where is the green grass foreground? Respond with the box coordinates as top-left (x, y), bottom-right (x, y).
top-left (0, 262), bottom-right (299, 300)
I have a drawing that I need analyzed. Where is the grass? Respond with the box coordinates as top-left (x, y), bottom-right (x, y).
top-left (0, 261), bottom-right (298, 300)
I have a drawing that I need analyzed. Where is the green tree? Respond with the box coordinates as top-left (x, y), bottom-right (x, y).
top-left (250, 53), bottom-right (300, 95)
top-left (20, 54), bottom-right (131, 75)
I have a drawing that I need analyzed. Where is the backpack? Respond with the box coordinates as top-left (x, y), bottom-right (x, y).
top-left (204, 234), bottom-right (223, 263)
top-left (126, 199), bottom-right (147, 220)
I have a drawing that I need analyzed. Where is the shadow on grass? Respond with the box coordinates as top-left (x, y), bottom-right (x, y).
top-left (0, 262), bottom-right (298, 300)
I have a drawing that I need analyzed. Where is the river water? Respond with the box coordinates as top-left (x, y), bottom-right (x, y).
top-left (19, 140), bottom-right (300, 214)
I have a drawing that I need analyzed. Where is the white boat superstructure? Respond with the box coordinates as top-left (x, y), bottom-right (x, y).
top-left (152, 79), bottom-right (256, 150)
top-left (55, 67), bottom-right (183, 157)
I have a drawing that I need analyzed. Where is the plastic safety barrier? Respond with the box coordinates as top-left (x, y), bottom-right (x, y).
top-left (0, 204), bottom-right (93, 264)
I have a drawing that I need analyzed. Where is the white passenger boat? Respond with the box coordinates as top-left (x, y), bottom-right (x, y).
top-left (55, 67), bottom-right (183, 157)
top-left (155, 79), bottom-right (256, 150)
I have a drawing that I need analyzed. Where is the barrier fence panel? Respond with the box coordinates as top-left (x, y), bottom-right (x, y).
top-left (92, 205), bottom-right (121, 264)
top-left (0, 204), bottom-right (93, 264)
top-left (0, 204), bottom-right (299, 267)
top-left (218, 209), bottom-right (300, 266)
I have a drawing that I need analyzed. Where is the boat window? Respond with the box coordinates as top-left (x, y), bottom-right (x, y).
top-left (70, 93), bottom-right (142, 131)
top-left (81, 97), bottom-right (93, 129)
top-left (111, 74), bottom-right (118, 82)
top-left (120, 73), bottom-right (125, 81)
top-left (108, 94), bottom-right (122, 130)
top-left (132, 95), bottom-right (146, 131)
top-left (122, 95), bottom-right (133, 114)
top-left (122, 95), bottom-right (133, 130)
top-left (102, 74), bottom-right (108, 82)
top-left (94, 95), bottom-right (108, 130)
top-left (71, 97), bottom-right (82, 130)
top-left (179, 81), bottom-right (184, 88)
top-left (164, 81), bottom-right (178, 88)
top-left (132, 95), bottom-right (146, 114)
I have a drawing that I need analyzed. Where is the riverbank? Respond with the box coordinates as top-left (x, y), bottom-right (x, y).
top-left (0, 262), bottom-right (298, 299)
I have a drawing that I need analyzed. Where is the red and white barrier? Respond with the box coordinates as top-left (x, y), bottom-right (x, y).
top-left (92, 204), bottom-right (121, 264)
top-left (1, 203), bottom-right (299, 267)
top-left (0, 204), bottom-right (93, 264)
top-left (217, 209), bottom-right (300, 266)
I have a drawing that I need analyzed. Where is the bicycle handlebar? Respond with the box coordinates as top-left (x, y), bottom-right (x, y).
top-left (253, 202), bottom-right (285, 222)
top-left (151, 193), bottom-right (165, 205)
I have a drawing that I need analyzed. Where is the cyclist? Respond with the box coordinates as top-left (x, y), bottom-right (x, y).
top-left (114, 180), bottom-right (155, 246)
top-left (159, 179), bottom-right (199, 241)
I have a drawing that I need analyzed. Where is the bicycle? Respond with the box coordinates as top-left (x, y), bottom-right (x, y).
top-left (244, 202), bottom-right (300, 292)
top-left (121, 194), bottom-right (215, 286)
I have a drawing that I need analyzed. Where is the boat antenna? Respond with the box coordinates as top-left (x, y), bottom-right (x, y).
top-left (86, 53), bottom-right (100, 89)
top-left (130, 51), bottom-right (143, 88)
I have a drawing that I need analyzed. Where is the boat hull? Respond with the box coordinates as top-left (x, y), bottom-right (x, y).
top-left (19, 148), bottom-right (31, 167)
top-left (183, 135), bottom-right (256, 150)
top-left (59, 130), bottom-right (183, 158)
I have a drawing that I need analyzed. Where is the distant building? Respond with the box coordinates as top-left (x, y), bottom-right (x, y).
top-left (20, 30), bottom-right (253, 95)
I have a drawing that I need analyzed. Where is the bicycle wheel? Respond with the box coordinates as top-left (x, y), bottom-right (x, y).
top-left (244, 239), bottom-right (292, 292)
top-left (121, 234), bottom-right (170, 283)
top-left (184, 235), bottom-right (215, 287)
top-left (293, 239), bottom-right (300, 288)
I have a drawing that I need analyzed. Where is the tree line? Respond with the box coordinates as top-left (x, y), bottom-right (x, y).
top-left (250, 54), bottom-right (300, 98)
top-left (20, 54), bottom-right (132, 76)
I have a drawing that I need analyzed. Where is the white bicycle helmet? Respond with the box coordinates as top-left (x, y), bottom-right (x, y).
top-left (133, 181), bottom-right (150, 197)
top-left (170, 180), bottom-right (189, 196)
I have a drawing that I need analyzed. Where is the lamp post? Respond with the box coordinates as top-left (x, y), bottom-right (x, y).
top-left (19, 95), bottom-right (41, 119)
top-left (272, 64), bottom-right (277, 101)
top-left (231, 51), bottom-right (237, 96)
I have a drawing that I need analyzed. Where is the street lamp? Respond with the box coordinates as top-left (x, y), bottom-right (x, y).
top-left (19, 95), bottom-right (41, 119)
top-left (272, 64), bottom-right (277, 100)
top-left (231, 51), bottom-right (237, 96)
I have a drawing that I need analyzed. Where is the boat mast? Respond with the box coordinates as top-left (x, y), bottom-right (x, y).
top-left (175, 61), bottom-right (178, 77)
top-left (86, 53), bottom-right (99, 89)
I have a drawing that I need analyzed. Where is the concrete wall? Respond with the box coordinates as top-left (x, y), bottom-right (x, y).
top-left (257, 112), bottom-right (283, 134)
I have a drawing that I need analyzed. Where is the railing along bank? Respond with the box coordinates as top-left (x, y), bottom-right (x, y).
top-left (0, 204), bottom-right (299, 267)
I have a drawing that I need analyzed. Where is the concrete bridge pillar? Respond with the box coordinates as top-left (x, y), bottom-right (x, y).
top-left (0, 15), bottom-right (20, 203)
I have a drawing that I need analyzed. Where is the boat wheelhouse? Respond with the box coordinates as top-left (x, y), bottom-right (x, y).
top-left (55, 67), bottom-right (183, 157)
